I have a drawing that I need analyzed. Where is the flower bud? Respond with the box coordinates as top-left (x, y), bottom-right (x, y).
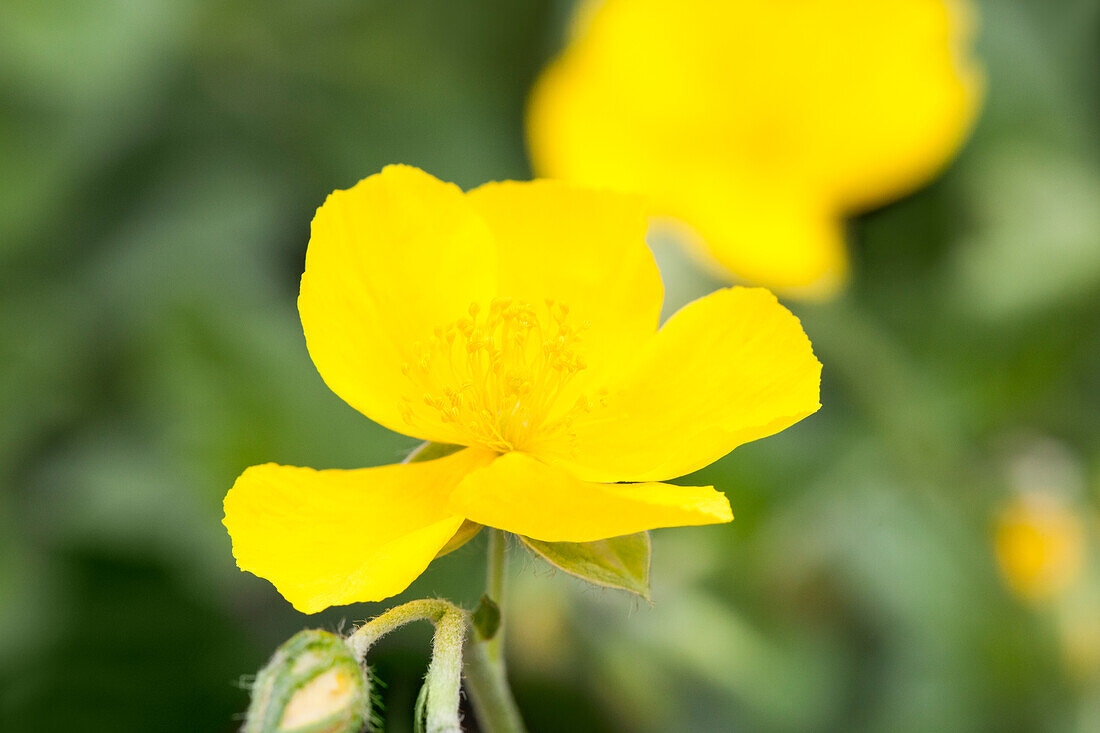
top-left (244, 629), bottom-right (370, 733)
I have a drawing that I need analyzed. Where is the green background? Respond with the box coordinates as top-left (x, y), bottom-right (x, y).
top-left (2, 0), bottom-right (1099, 730)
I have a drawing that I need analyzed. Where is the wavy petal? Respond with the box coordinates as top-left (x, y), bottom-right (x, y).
top-left (299, 165), bottom-right (497, 441)
top-left (534, 287), bottom-right (821, 482)
top-left (224, 448), bottom-right (493, 613)
top-left (451, 451), bottom-right (731, 543)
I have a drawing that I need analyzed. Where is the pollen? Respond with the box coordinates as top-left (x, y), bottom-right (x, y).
top-left (401, 298), bottom-right (595, 452)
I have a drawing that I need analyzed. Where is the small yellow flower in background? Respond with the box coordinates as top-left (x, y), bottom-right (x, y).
top-left (527, 0), bottom-right (983, 296)
top-left (223, 165), bottom-right (821, 614)
top-left (995, 493), bottom-right (1085, 603)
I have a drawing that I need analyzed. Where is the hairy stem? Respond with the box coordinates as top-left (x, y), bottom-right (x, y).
top-left (345, 598), bottom-right (460, 661)
top-left (345, 599), bottom-right (469, 733)
top-left (424, 606), bottom-right (467, 733)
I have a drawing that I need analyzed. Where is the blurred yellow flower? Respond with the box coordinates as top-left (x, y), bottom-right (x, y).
top-left (995, 494), bottom-right (1085, 602)
top-left (223, 165), bottom-right (821, 613)
top-left (527, 0), bottom-right (983, 296)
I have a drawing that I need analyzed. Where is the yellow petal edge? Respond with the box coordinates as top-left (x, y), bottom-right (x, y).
top-left (224, 448), bottom-right (493, 613)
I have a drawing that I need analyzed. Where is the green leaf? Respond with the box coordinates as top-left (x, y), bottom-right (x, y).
top-left (520, 533), bottom-right (652, 600)
top-left (404, 441), bottom-right (464, 463)
top-left (471, 594), bottom-right (501, 641)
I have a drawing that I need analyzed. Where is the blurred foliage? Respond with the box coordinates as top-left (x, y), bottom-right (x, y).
top-left (1, 1), bottom-right (1099, 731)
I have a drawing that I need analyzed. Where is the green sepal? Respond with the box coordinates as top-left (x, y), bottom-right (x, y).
top-left (471, 594), bottom-right (501, 641)
top-left (403, 441), bottom-right (464, 463)
top-left (520, 533), bottom-right (652, 601)
top-left (244, 629), bottom-right (370, 733)
top-left (434, 520), bottom-right (483, 558)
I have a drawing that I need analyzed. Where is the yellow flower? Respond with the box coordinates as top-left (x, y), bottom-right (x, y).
top-left (223, 165), bottom-right (821, 613)
top-left (527, 0), bottom-right (983, 296)
top-left (995, 493), bottom-right (1085, 603)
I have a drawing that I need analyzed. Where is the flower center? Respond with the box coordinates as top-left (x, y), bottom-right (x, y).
top-left (401, 298), bottom-right (593, 452)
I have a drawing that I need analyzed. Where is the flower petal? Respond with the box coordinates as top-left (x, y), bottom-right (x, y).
top-left (535, 287), bottom-right (821, 482)
top-left (223, 448), bottom-right (493, 613)
top-left (528, 0), bottom-right (980, 294)
top-left (465, 179), bottom-right (663, 379)
top-left (451, 451), bottom-right (731, 543)
top-left (299, 165), bottom-right (497, 442)
top-left (664, 177), bottom-right (848, 295)
top-left (804, 0), bottom-right (983, 211)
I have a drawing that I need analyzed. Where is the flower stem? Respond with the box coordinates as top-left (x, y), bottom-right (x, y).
top-left (424, 607), bottom-right (466, 733)
top-left (485, 529), bottom-right (506, 661)
top-left (345, 598), bottom-right (459, 661)
top-left (345, 599), bottom-right (469, 733)
top-left (343, 532), bottom-right (526, 732)
top-left (464, 637), bottom-right (527, 733)
top-left (464, 529), bottom-right (527, 732)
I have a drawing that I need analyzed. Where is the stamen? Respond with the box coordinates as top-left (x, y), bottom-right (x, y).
top-left (400, 299), bottom-right (595, 452)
